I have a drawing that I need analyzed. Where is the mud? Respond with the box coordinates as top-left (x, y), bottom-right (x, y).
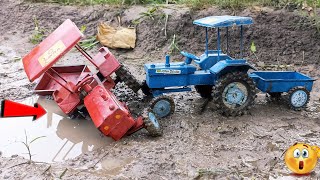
top-left (0, 0), bottom-right (320, 179)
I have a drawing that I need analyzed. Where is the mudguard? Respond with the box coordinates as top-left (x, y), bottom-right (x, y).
top-left (209, 59), bottom-right (256, 77)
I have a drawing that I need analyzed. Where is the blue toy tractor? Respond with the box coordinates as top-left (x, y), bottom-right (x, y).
top-left (142, 16), bottom-right (315, 117)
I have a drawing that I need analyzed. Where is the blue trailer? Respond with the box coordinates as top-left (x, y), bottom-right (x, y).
top-left (250, 71), bottom-right (314, 110)
top-left (141, 16), bottom-right (314, 117)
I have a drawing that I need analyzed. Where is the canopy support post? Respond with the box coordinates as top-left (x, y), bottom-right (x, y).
top-left (217, 27), bottom-right (220, 61)
top-left (240, 25), bottom-right (243, 58)
top-left (205, 27), bottom-right (208, 57)
top-left (226, 27), bottom-right (229, 55)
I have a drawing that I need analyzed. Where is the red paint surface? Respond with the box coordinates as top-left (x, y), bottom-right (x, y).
top-left (22, 19), bottom-right (83, 82)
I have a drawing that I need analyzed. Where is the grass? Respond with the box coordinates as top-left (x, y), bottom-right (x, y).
top-left (79, 36), bottom-right (99, 50)
top-left (167, 34), bottom-right (180, 55)
top-left (27, 0), bottom-right (166, 5)
top-left (78, 25), bottom-right (99, 50)
top-left (26, 0), bottom-right (320, 7)
top-left (26, 0), bottom-right (320, 31)
top-left (30, 17), bottom-right (47, 44)
top-left (21, 130), bottom-right (46, 164)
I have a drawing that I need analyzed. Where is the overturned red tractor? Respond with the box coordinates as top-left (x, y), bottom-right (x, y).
top-left (22, 19), bottom-right (161, 140)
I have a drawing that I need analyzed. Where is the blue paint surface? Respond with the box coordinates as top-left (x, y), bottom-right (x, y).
top-left (249, 71), bottom-right (315, 92)
top-left (193, 16), bottom-right (253, 28)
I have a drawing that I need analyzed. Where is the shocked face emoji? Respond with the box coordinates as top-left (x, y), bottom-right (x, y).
top-left (284, 143), bottom-right (318, 174)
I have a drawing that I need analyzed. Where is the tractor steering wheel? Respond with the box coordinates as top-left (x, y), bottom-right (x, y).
top-left (181, 51), bottom-right (200, 61)
top-left (76, 76), bottom-right (94, 92)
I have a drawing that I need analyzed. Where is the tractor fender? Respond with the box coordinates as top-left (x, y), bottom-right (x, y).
top-left (209, 60), bottom-right (256, 78)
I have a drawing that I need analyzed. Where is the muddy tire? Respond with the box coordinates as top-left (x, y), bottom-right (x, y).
top-left (212, 71), bottom-right (257, 116)
top-left (195, 85), bottom-right (213, 98)
top-left (143, 110), bottom-right (163, 137)
top-left (115, 64), bottom-right (141, 93)
top-left (286, 87), bottom-right (310, 111)
top-left (141, 80), bottom-right (152, 96)
top-left (150, 95), bottom-right (175, 118)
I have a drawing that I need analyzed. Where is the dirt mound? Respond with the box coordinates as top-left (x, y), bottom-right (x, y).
top-left (1, 1), bottom-right (319, 65)
top-left (129, 6), bottom-right (320, 65)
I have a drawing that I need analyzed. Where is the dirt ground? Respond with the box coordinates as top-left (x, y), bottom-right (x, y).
top-left (0, 0), bottom-right (320, 179)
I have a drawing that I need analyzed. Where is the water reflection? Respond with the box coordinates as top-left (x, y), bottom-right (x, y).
top-left (0, 96), bottom-right (112, 162)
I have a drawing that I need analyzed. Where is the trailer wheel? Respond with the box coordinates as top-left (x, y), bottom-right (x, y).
top-left (115, 64), bottom-right (141, 93)
top-left (143, 110), bottom-right (163, 137)
top-left (141, 80), bottom-right (152, 96)
top-left (195, 85), bottom-right (213, 98)
top-left (212, 71), bottom-right (257, 116)
top-left (286, 87), bottom-right (310, 111)
top-left (150, 95), bottom-right (175, 118)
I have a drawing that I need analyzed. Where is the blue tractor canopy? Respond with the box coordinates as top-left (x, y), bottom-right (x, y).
top-left (193, 16), bottom-right (253, 60)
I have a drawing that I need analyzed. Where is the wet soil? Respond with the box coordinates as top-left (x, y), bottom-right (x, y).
top-left (0, 0), bottom-right (320, 179)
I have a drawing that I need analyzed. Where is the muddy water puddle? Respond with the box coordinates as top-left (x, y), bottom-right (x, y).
top-left (0, 96), bottom-right (113, 163)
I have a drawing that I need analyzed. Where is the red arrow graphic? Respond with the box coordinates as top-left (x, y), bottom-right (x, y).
top-left (1, 100), bottom-right (46, 120)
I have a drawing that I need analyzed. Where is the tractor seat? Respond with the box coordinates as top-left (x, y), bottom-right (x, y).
top-left (196, 52), bottom-right (233, 70)
top-left (198, 53), bottom-right (232, 63)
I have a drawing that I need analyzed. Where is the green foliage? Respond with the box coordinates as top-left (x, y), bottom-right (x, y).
top-left (27, 0), bottom-right (320, 7)
top-left (140, 7), bottom-right (158, 20)
top-left (250, 41), bottom-right (259, 61)
top-left (167, 34), bottom-right (180, 55)
top-left (78, 25), bottom-right (99, 50)
top-left (13, 57), bottom-right (22, 62)
top-left (79, 36), bottom-right (99, 50)
top-left (250, 41), bottom-right (256, 53)
top-left (132, 6), bottom-right (165, 24)
top-left (21, 130), bottom-right (46, 163)
top-left (27, 0), bottom-right (165, 5)
top-left (30, 17), bottom-right (47, 44)
top-left (80, 25), bottom-right (87, 33)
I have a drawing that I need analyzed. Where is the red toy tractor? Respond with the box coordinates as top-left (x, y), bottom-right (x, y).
top-left (22, 19), bottom-right (161, 141)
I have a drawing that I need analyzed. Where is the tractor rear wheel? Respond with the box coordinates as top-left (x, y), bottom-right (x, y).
top-left (115, 64), bottom-right (141, 93)
top-left (286, 87), bottom-right (310, 111)
top-left (195, 85), bottom-right (213, 98)
top-left (212, 71), bottom-right (257, 116)
top-left (149, 95), bottom-right (175, 118)
top-left (143, 110), bottom-right (163, 137)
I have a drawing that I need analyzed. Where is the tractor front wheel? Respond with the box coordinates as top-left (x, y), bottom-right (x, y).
top-left (286, 87), bottom-right (310, 111)
top-left (143, 110), bottom-right (163, 137)
top-left (150, 95), bottom-right (175, 118)
top-left (195, 85), bottom-right (213, 98)
top-left (212, 71), bottom-right (257, 116)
